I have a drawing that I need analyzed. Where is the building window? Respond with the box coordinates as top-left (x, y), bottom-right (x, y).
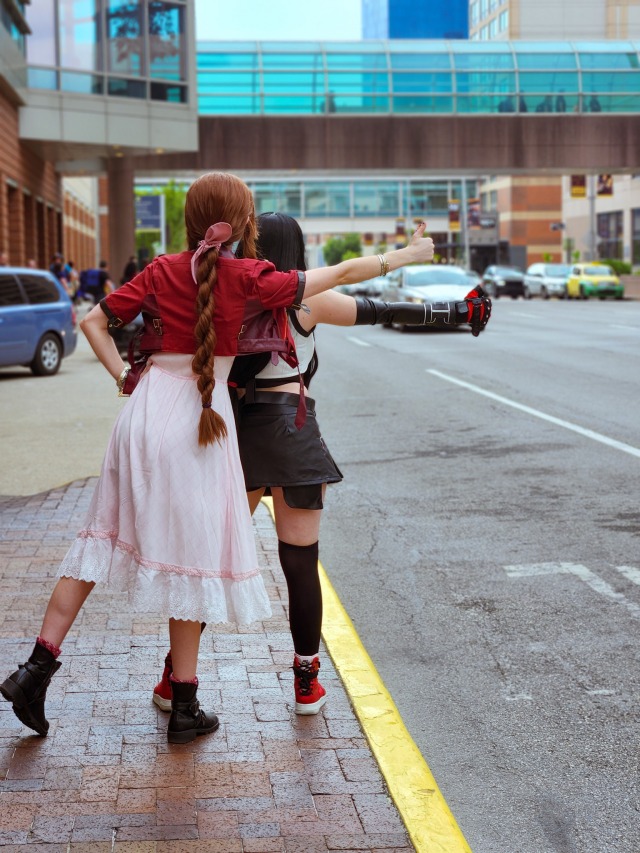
top-left (470, 1), bottom-right (479, 26)
top-left (304, 183), bottom-right (351, 217)
top-left (148, 1), bottom-right (185, 81)
top-left (480, 0), bottom-right (488, 18)
top-left (58, 0), bottom-right (100, 72)
top-left (108, 0), bottom-right (144, 77)
top-left (597, 211), bottom-right (623, 259)
top-left (25, 0), bottom-right (58, 66)
top-left (632, 209), bottom-right (640, 265)
top-left (489, 17), bottom-right (498, 38)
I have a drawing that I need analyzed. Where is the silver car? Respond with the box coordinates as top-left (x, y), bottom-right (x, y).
top-left (523, 263), bottom-right (571, 299)
top-left (378, 265), bottom-right (479, 332)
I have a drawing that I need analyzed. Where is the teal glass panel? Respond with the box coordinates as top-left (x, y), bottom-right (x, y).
top-left (454, 53), bottom-right (514, 70)
top-left (58, 0), bottom-right (99, 72)
top-left (579, 52), bottom-right (639, 69)
top-left (263, 72), bottom-right (325, 94)
top-left (263, 95), bottom-right (325, 114)
top-left (323, 94), bottom-right (389, 113)
top-left (327, 72), bottom-right (389, 94)
top-left (409, 182), bottom-right (449, 216)
top-left (582, 71), bottom-right (640, 92)
top-left (518, 72), bottom-right (579, 93)
top-left (25, 0), bottom-right (57, 66)
top-left (108, 1), bottom-right (143, 76)
top-left (518, 94), bottom-right (579, 113)
top-left (151, 82), bottom-right (187, 102)
top-left (325, 53), bottom-right (388, 70)
top-left (198, 95), bottom-right (261, 114)
top-left (27, 66), bottom-right (58, 89)
top-left (392, 72), bottom-right (453, 94)
top-left (198, 52), bottom-right (258, 69)
top-left (251, 183), bottom-right (302, 216)
top-left (392, 95), bottom-right (453, 113)
top-left (262, 53), bottom-right (324, 69)
top-left (390, 53), bottom-right (451, 70)
top-left (61, 70), bottom-right (103, 94)
top-left (304, 183), bottom-right (351, 217)
top-left (456, 94), bottom-right (514, 113)
top-left (584, 93), bottom-right (640, 112)
top-left (108, 76), bottom-right (146, 97)
top-left (353, 183), bottom-right (400, 216)
top-left (197, 72), bottom-right (260, 92)
top-left (148, 1), bottom-right (185, 80)
top-left (515, 53), bottom-right (577, 70)
top-left (455, 71), bottom-right (514, 93)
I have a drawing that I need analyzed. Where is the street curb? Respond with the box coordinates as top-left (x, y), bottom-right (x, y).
top-left (261, 498), bottom-right (471, 853)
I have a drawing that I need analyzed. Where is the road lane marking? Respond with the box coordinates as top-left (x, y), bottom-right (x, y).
top-left (510, 311), bottom-right (541, 319)
top-left (609, 324), bottom-right (639, 331)
top-left (427, 369), bottom-right (640, 460)
top-left (262, 498), bottom-right (472, 853)
top-left (616, 565), bottom-right (640, 586)
top-left (346, 336), bottom-right (372, 347)
top-left (504, 562), bottom-right (640, 620)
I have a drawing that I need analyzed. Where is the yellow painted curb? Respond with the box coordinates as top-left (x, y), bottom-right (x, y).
top-left (261, 498), bottom-right (471, 853)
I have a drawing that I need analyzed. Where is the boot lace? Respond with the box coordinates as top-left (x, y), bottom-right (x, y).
top-left (293, 659), bottom-right (319, 697)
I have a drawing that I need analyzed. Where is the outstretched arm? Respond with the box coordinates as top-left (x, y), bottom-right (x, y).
top-left (301, 223), bottom-right (434, 300)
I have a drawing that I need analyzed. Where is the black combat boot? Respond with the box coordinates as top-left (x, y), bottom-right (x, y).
top-left (0, 642), bottom-right (61, 736)
top-left (167, 679), bottom-right (219, 744)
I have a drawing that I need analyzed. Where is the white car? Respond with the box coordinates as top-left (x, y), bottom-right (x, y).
top-left (378, 265), bottom-right (479, 331)
top-left (523, 263), bottom-right (571, 299)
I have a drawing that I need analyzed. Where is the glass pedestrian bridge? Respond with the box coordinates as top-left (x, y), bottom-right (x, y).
top-left (197, 40), bottom-right (640, 116)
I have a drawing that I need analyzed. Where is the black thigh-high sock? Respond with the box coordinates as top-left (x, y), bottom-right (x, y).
top-left (278, 540), bottom-right (322, 657)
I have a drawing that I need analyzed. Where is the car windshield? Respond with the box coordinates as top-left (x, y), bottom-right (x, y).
top-left (494, 266), bottom-right (522, 275)
top-left (544, 264), bottom-right (570, 276)
top-left (584, 265), bottom-right (613, 276)
top-left (406, 267), bottom-right (476, 287)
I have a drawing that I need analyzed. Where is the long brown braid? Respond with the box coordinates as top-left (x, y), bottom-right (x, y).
top-left (185, 173), bottom-right (258, 447)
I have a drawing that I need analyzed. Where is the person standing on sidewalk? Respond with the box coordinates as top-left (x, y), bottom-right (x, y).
top-left (152, 211), bottom-right (491, 718)
top-left (0, 172), bottom-right (436, 744)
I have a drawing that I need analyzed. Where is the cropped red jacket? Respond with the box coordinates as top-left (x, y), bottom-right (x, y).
top-left (100, 251), bottom-right (305, 356)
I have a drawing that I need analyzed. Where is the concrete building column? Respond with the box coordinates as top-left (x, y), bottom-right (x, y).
top-left (107, 157), bottom-right (136, 287)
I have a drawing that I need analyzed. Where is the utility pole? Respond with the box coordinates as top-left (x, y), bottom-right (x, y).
top-left (461, 177), bottom-right (470, 269)
top-left (587, 174), bottom-right (597, 261)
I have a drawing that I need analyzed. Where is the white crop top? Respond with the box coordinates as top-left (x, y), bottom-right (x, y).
top-left (254, 310), bottom-right (316, 381)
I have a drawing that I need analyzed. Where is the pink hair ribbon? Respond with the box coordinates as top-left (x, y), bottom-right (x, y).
top-left (190, 221), bottom-right (233, 283)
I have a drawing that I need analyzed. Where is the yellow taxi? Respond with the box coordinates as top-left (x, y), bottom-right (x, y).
top-left (565, 263), bottom-right (624, 300)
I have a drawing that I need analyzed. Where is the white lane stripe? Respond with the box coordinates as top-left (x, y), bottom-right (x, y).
top-left (610, 324), bottom-right (639, 331)
top-left (616, 565), bottom-right (640, 587)
top-left (427, 369), bottom-right (640, 460)
top-left (510, 311), bottom-right (540, 319)
top-left (346, 336), bottom-right (372, 347)
top-left (505, 562), bottom-right (640, 620)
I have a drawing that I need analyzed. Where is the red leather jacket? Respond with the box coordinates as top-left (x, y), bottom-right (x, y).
top-left (101, 250), bottom-right (305, 357)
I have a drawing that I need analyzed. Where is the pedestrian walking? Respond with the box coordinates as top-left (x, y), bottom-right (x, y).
top-left (151, 211), bottom-right (490, 717)
top-left (0, 172), bottom-right (436, 743)
top-left (120, 255), bottom-right (138, 285)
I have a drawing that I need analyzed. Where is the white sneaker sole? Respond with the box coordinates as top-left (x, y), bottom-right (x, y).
top-left (153, 692), bottom-right (172, 712)
top-left (294, 693), bottom-right (327, 715)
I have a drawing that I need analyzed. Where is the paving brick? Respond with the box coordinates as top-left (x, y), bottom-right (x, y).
top-left (0, 484), bottom-right (413, 851)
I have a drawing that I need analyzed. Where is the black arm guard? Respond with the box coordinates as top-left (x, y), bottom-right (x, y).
top-left (355, 297), bottom-right (469, 327)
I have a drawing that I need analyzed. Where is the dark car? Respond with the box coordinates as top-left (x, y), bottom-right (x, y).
top-left (482, 265), bottom-right (525, 299)
top-left (0, 267), bottom-right (77, 375)
top-left (378, 265), bottom-right (480, 332)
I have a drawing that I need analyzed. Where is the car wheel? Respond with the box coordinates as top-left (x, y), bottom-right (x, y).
top-left (523, 286), bottom-right (532, 299)
top-left (615, 294), bottom-right (623, 300)
top-left (382, 321), bottom-right (393, 329)
top-left (579, 285), bottom-right (588, 300)
top-left (31, 333), bottom-right (62, 376)
top-left (541, 286), bottom-right (549, 300)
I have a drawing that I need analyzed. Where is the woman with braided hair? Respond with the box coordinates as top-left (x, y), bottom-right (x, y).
top-left (1, 172), bottom-right (436, 744)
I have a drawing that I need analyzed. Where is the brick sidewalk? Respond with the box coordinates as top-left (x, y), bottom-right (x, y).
top-left (0, 479), bottom-right (413, 852)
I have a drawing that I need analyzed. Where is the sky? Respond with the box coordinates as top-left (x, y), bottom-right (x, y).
top-left (194, 0), bottom-right (362, 41)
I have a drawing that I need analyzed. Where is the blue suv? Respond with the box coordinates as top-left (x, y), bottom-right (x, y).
top-left (0, 267), bottom-right (77, 375)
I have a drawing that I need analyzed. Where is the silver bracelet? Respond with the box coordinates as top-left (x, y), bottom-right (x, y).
top-left (116, 367), bottom-right (130, 393)
top-left (377, 253), bottom-right (390, 277)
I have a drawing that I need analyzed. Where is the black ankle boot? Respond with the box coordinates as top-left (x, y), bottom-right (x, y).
top-left (167, 680), bottom-right (219, 744)
top-left (0, 642), bottom-right (61, 736)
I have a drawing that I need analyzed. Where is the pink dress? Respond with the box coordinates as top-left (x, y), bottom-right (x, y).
top-left (57, 353), bottom-right (271, 625)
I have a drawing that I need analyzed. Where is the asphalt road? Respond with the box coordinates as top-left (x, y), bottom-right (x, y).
top-left (1, 298), bottom-right (638, 852)
top-left (311, 298), bottom-right (640, 853)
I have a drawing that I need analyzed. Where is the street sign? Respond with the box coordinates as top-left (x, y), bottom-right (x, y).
top-left (135, 195), bottom-right (162, 230)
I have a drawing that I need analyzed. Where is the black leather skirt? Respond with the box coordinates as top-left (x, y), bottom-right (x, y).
top-left (238, 391), bottom-right (343, 510)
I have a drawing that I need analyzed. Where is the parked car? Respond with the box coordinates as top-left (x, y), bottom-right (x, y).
top-left (378, 265), bottom-right (480, 332)
top-left (0, 267), bottom-right (77, 375)
top-left (565, 263), bottom-right (624, 300)
top-left (482, 265), bottom-right (525, 299)
top-left (523, 263), bottom-right (571, 299)
top-left (336, 275), bottom-right (387, 298)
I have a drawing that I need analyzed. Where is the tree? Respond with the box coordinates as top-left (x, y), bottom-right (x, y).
top-left (322, 233), bottom-right (362, 266)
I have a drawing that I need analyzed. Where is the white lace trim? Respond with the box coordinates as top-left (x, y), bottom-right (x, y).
top-left (57, 534), bottom-right (272, 625)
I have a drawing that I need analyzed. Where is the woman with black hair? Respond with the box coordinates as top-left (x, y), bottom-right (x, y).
top-left (152, 212), bottom-right (491, 717)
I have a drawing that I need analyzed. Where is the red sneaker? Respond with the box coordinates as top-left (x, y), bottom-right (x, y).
top-left (292, 656), bottom-right (327, 715)
top-left (153, 651), bottom-right (173, 712)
